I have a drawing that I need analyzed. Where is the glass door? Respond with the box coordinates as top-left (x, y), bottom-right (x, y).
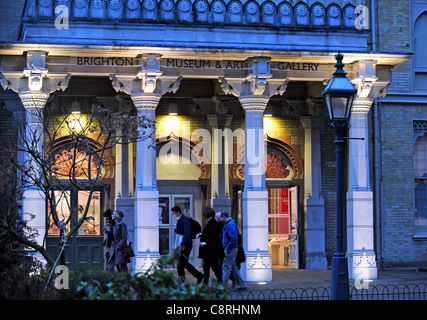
top-left (267, 187), bottom-right (299, 268)
top-left (158, 194), bottom-right (193, 256)
top-left (267, 188), bottom-right (290, 266)
top-left (46, 188), bottom-right (104, 269)
top-left (288, 186), bottom-right (299, 269)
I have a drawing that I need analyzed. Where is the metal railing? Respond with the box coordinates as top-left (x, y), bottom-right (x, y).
top-left (228, 283), bottom-right (427, 300)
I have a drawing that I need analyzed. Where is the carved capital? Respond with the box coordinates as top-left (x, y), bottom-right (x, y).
top-left (18, 91), bottom-right (50, 110)
top-left (137, 55), bottom-right (163, 93)
top-left (131, 92), bottom-right (162, 111)
top-left (239, 95), bottom-right (270, 112)
top-left (110, 72), bottom-right (181, 97)
top-left (351, 97), bottom-right (373, 114)
top-left (247, 57), bottom-right (272, 95)
top-left (0, 51), bottom-right (71, 102)
top-left (219, 57), bottom-right (287, 100)
top-left (23, 65), bottom-right (48, 92)
top-left (352, 60), bottom-right (379, 100)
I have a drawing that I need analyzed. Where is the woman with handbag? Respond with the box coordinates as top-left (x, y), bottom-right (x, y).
top-left (108, 210), bottom-right (131, 271)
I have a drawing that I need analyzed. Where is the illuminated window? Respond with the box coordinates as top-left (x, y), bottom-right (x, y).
top-left (414, 121), bottom-right (427, 238)
top-left (51, 148), bottom-right (100, 179)
top-left (48, 191), bottom-right (71, 236)
top-left (48, 190), bottom-right (101, 236)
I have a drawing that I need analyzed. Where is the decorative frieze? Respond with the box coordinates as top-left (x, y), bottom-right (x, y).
top-left (25, 0), bottom-right (359, 29)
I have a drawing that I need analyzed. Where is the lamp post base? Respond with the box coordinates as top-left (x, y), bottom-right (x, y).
top-left (331, 254), bottom-right (350, 300)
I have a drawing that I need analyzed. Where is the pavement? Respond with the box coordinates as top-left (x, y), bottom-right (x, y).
top-left (244, 267), bottom-right (427, 290)
top-left (185, 266), bottom-right (427, 290)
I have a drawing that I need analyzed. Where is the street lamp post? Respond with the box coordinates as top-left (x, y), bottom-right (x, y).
top-left (322, 51), bottom-right (357, 300)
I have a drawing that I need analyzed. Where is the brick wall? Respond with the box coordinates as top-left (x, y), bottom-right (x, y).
top-left (0, 0), bottom-right (26, 41)
top-left (377, 0), bottom-right (412, 93)
top-left (380, 102), bottom-right (427, 267)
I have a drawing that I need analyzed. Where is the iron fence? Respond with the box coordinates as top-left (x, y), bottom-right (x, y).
top-left (228, 283), bottom-right (427, 300)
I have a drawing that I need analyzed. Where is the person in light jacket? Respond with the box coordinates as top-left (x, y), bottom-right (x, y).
top-left (219, 211), bottom-right (246, 291)
top-left (108, 210), bottom-right (130, 271)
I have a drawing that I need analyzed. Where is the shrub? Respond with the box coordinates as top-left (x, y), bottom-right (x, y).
top-left (0, 256), bottom-right (58, 300)
top-left (68, 253), bottom-right (228, 300)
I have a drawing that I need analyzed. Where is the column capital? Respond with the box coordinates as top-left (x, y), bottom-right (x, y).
top-left (239, 95), bottom-right (270, 112)
top-left (136, 54), bottom-right (163, 93)
top-left (0, 51), bottom-right (71, 97)
top-left (351, 97), bottom-right (373, 114)
top-left (110, 54), bottom-right (182, 99)
top-left (218, 56), bottom-right (288, 99)
top-left (18, 91), bottom-right (50, 110)
top-left (351, 59), bottom-right (392, 109)
top-left (110, 73), bottom-right (182, 100)
top-left (131, 92), bottom-right (162, 110)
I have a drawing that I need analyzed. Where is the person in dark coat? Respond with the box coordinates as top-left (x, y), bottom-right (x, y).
top-left (103, 209), bottom-right (115, 271)
top-left (172, 206), bottom-right (204, 284)
top-left (108, 210), bottom-right (130, 271)
top-left (197, 207), bottom-right (224, 285)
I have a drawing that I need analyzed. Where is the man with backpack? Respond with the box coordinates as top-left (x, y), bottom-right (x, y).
top-left (172, 206), bottom-right (204, 284)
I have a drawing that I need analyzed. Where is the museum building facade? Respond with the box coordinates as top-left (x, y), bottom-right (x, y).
top-left (1, 0), bottom-right (426, 282)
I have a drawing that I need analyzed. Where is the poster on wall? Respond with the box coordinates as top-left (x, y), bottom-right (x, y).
top-left (159, 196), bottom-right (170, 225)
top-left (159, 228), bottom-right (170, 255)
top-left (173, 196), bottom-right (192, 218)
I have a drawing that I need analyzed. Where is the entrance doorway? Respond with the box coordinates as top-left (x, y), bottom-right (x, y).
top-left (46, 188), bottom-right (104, 269)
top-left (267, 186), bottom-right (299, 268)
top-left (158, 194), bottom-right (194, 256)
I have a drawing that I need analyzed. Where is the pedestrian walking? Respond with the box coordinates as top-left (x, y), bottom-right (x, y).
top-left (219, 211), bottom-right (247, 291)
top-left (172, 206), bottom-right (204, 284)
top-left (197, 207), bottom-right (224, 285)
top-left (108, 210), bottom-right (130, 271)
top-left (103, 209), bottom-right (115, 271)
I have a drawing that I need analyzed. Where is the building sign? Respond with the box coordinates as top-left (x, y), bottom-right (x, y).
top-left (76, 57), bottom-right (134, 66)
top-left (162, 59), bottom-right (322, 71)
top-left (163, 59), bottom-right (247, 69)
top-left (277, 62), bottom-right (320, 71)
top-left (71, 57), bottom-right (323, 71)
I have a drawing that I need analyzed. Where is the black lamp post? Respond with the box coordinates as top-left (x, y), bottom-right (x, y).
top-left (322, 51), bottom-right (357, 300)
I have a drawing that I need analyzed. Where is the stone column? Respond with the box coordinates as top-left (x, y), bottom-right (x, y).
top-left (110, 55), bottom-right (182, 272)
top-left (0, 51), bottom-right (70, 263)
top-left (20, 91), bottom-right (50, 250)
top-left (219, 57), bottom-right (288, 282)
top-left (207, 99), bottom-right (233, 213)
top-left (132, 93), bottom-right (162, 273)
top-left (347, 60), bottom-right (378, 280)
top-left (300, 116), bottom-right (327, 269)
top-left (240, 95), bottom-right (271, 282)
top-left (346, 100), bottom-right (377, 280)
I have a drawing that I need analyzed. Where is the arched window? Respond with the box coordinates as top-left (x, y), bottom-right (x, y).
top-left (46, 137), bottom-right (114, 180)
